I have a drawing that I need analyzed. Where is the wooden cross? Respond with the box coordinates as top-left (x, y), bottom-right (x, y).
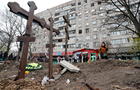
top-left (46, 17), bottom-right (55, 79)
top-left (8, 2), bottom-right (60, 34)
top-left (8, 1), bottom-right (59, 80)
top-left (15, 1), bottom-right (36, 80)
top-left (63, 14), bottom-right (71, 61)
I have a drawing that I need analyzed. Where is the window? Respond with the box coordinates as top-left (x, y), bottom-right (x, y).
top-left (93, 35), bottom-right (97, 39)
top-left (85, 11), bottom-right (89, 14)
top-left (78, 2), bottom-right (81, 5)
top-left (93, 28), bottom-right (97, 31)
top-left (78, 44), bottom-right (82, 48)
top-left (92, 21), bottom-right (97, 24)
top-left (110, 24), bottom-right (118, 27)
top-left (106, 10), bottom-right (109, 14)
top-left (71, 24), bottom-right (76, 29)
top-left (58, 26), bottom-right (64, 30)
top-left (111, 31), bottom-right (124, 36)
top-left (93, 42), bottom-right (99, 47)
top-left (78, 24), bottom-right (82, 27)
top-left (69, 30), bottom-right (76, 34)
top-left (111, 38), bottom-right (129, 45)
top-left (99, 13), bottom-right (104, 16)
top-left (91, 9), bottom-right (95, 12)
top-left (84, 4), bottom-right (88, 9)
top-left (86, 36), bottom-right (90, 40)
top-left (69, 14), bottom-right (76, 20)
top-left (79, 30), bottom-right (82, 34)
top-left (85, 16), bottom-right (88, 19)
top-left (63, 45), bottom-right (68, 48)
top-left (58, 39), bottom-right (63, 42)
top-left (120, 30), bottom-right (127, 35)
top-left (70, 8), bottom-right (76, 12)
top-left (70, 36), bottom-right (76, 40)
top-left (99, 7), bottom-right (104, 10)
top-left (98, 1), bottom-right (101, 5)
top-left (84, 0), bottom-right (87, 3)
top-left (55, 12), bottom-right (60, 16)
top-left (86, 43), bottom-right (89, 48)
top-left (91, 3), bottom-right (94, 7)
top-left (86, 23), bottom-right (89, 26)
top-left (69, 44), bottom-right (76, 48)
top-left (85, 28), bottom-right (89, 33)
top-left (103, 34), bottom-right (107, 38)
top-left (54, 17), bottom-right (59, 21)
top-left (71, 3), bottom-right (76, 6)
top-left (58, 32), bottom-right (64, 37)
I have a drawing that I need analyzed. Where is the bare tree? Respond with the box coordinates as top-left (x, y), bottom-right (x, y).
top-left (0, 9), bottom-right (25, 57)
top-left (104, 0), bottom-right (140, 37)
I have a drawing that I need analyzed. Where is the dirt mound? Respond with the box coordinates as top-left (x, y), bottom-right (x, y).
top-left (0, 78), bottom-right (45, 90)
top-left (0, 60), bottom-right (140, 90)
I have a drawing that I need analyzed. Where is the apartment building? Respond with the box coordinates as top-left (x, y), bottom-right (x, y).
top-left (31, 0), bottom-right (139, 59)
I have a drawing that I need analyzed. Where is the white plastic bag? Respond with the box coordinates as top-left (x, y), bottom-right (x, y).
top-left (41, 76), bottom-right (49, 86)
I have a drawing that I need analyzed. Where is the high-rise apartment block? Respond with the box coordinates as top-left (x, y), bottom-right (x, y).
top-left (31, 0), bottom-right (139, 59)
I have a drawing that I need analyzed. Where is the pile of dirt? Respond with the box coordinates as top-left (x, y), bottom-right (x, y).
top-left (0, 60), bottom-right (139, 90)
top-left (0, 78), bottom-right (45, 90)
top-left (48, 60), bottom-right (140, 90)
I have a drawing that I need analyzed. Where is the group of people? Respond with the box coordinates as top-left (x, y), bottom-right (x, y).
top-left (56, 42), bottom-right (108, 63)
top-left (0, 51), bottom-right (16, 61)
top-left (56, 54), bottom-right (89, 63)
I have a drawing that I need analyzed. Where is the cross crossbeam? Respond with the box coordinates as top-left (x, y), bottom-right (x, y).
top-left (8, 2), bottom-right (60, 34)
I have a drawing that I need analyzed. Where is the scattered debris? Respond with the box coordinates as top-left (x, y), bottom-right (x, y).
top-left (41, 76), bottom-right (49, 86)
top-left (134, 66), bottom-right (140, 69)
top-left (111, 85), bottom-right (137, 90)
top-left (59, 60), bottom-right (80, 72)
top-left (54, 60), bottom-right (80, 80)
top-left (66, 79), bottom-right (70, 84)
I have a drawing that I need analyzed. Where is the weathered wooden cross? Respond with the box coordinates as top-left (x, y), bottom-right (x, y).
top-left (63, 14), bottom-right (71, 61)
top-left (8, 1), bottom-right (59, 80)
top-left (46, 17), bottom-right (55, 79)
top-left (8, 2), bottom-right (59, 34)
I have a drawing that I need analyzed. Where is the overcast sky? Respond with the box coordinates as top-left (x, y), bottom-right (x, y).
top-left (0, 0), bottom-right (71, 14)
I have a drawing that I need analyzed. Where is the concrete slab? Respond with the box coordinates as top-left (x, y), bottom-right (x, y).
top-left (59, 60), bottom-right (80, 72)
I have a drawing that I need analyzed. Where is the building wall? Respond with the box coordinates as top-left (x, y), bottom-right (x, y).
top-left (31, 0), bottom-right (136, 55)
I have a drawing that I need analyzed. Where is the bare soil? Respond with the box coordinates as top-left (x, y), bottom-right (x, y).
top-left (0, 60), bottom-right (140, 90)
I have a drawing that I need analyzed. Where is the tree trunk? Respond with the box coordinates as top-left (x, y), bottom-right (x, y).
top-left (5, 41), bottom-right (11, 59)
top-left (134, 23), bottom-right (140, 37)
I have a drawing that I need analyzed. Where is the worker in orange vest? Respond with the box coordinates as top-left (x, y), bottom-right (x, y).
top-left (99, 42), bottom-right (108, 59)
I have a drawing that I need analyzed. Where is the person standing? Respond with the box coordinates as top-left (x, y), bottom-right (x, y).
top-left (99, 42), bottom-right (108, 59)
top-left (57, 56), bottom-right (61, 63)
